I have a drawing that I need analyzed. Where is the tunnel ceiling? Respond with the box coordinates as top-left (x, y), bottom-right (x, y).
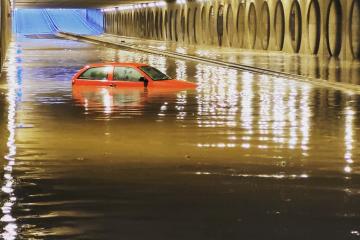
top-left (15, 0), bottom-right (159, 8)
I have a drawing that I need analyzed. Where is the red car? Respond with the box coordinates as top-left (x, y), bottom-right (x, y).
top-left (72, 62), bottom-right (196, 89)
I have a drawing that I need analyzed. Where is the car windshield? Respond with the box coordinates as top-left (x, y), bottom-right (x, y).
top-left (140, 66), bottom-right (172, 81)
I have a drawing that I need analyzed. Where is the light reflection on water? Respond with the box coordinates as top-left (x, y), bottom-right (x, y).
top-left (344, 105), bottom-right (355, 174)
top-left (1, 43), bottom-right (19, 240)
top-left (1, 36), bottom-right (360, 239)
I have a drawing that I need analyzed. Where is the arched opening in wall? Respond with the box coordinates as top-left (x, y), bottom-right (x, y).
top-left (110, 13), bottom-right (114, 34)
top-left (174, 10), bottom-right (179, 41)
top-left (164, 10), bottom-right (168, 39)
top-left (116, 13), bottom-right (119, 33)
top-left (261, 1), bottom-right (270, 50)
top-left (132, 13), bottom-right (135, 35)
top-left (133, 12), bottom-right (136, 36)
top-left (124, 13), bottom-right (127, 35)
top-left (217, 5), bottom-right (224, 46)
top-left (209, 6), bottom-right (215, 44)
top-left (181, 9), bottom-right (186, 42)
top-left (350, 0), bottom-right (360, 59)
top-left (155, 9), bottom-right (162, 39)
top-left (113, 13), bottom-right (116, 33)
top-left (104, 14), bottom-right (107, 32)
top-left (145, 12), bottom-right (149, 37)
top-left (129, 13), bottom-right (133, 35)
top-left (169, 11), bottom-right (173, 40)
top-left (193, 8), bottom-right (198, 44)
top-left (107, 13), bottom-right (111, 33)
top-left (115, 13), bottom-right (119, 35)
top-left (326, 0), bottom-right (342, 57)
top-left (274, 0), bottom-right (285, 50)
top-left (118, 13), bottom-right (121, 34)
top-left (131, 12), bottom-right (134, 34)
top-left (131, 13), bottom-right (135, 35)
top-left (141, 11), bottom-right (146, 37)
top-left (142, 11), bottom-right (147, 37)
top-left (127, 13), bottom-right (130, 35)
top-left (150, 11), bottom-right (155, 38)
top-left (187, 9), bottom-right (191, 43)
top-left (226, 5), bottom-right (235, 46)
top-left (112, 13), bottom-right (116, 34)
top-left (159, 9), bottom-right (164, 39)
top-left (122, 13), bottom-right (126, 34)
top-left (155, 10), bottom-right (159, 39)
top-left (290, 0), bottom-right (302, 53)
top-left (307, 0), bottom-right (320, 54)
top-left (105, 14), bottom-right (107, 31)
top-left (201, 7), bottom-right (206, 44)
top-left (134, 12), bottom-right (138, 35)
top-left (120, 13), bottom-right (124, 35)
top-left (248, 3), bottom-right (257, 49)
top-left (123, 13), bottom-right (127, 35)
top-left (143, 11), bottom-right (147, 37)
top-left (146, 11), bottom-right (150, 38)
top-left (237, 3), bottom-right (245, 47)
top-left (159, 10), bottom-right (163, 39)
top-left (123, 13), bottom-right (126, 35)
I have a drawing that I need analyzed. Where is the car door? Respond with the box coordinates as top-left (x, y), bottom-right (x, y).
top-left (75, 66), bottom-right (113, 86)
top-left (109, 66), bottom-right (147, 88)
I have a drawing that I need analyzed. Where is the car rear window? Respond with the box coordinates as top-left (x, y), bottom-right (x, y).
top-left (78, 67), bottom-right (109, 80)
top-left (140, 66), bottom-right (171, 81)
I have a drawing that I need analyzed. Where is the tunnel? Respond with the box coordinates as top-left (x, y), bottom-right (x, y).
top-left (0, 0), bottom-right (360, 239)
top-left (0, 0), bottom-right (359, 67)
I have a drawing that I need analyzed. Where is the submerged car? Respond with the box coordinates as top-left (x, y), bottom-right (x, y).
top-left (72, 63), bottom-right (196, 89)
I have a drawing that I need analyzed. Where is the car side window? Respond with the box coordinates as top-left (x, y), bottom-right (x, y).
top-left (113, 67), bottom-right (143, 82)
top-left (78, 67), bottom-right (109, 80)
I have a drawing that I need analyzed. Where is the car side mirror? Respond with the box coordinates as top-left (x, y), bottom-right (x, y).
top-left (139, 77), bottom-right (148, 88)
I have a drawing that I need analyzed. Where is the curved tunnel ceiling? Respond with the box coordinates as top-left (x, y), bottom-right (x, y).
top-left (15, 0), bottom-right (170, 8)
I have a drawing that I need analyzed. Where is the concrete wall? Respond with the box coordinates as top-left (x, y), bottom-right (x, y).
top-left (0, 0), bottom-right (12, 72)
top-left (104, 0), bottom-right (360, 61)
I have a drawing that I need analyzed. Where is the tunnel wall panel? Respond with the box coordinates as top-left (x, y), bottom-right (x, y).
top-left (103, 0), bottom-right (359, 61)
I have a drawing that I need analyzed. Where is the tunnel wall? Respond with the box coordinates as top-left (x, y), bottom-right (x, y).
top-left (0, 0), bottom-right (12, 72)
top-left (86, 9), bottom-right (104, 30)
top-left (103, 0), bottom-right (360, 61)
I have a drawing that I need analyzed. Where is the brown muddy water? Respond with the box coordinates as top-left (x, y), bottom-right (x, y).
top-left (0, 35), bottom-right (360, 240)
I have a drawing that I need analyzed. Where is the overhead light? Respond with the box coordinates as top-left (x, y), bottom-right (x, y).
top-left (176, 0), bottom-right (186, 4)
top-left (103, 1), bottom-right (167, 12)
top-left (155, 1), bottom-right (167, 7)
top-left (118, 5), bottom-right (134, 11)
top-left (103, 8), bottom-right (116, 12)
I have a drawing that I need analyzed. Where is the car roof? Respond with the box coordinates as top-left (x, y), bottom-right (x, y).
top-left (85, 62), bottom-right (149, 68)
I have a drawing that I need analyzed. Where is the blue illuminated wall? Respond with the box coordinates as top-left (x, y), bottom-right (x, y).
top-left (86, 9), bottom-right (103, 29)
top-left (13, 9), bottom-right (103, 35)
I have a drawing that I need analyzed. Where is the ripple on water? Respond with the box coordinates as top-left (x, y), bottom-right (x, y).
top-left (0, 35), bottom-right (359, 239)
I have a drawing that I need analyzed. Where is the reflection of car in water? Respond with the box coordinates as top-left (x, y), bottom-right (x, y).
top-left (72, 62), bottom-right (197, 89)
top-left (72, 86), bottom-right (189, 112)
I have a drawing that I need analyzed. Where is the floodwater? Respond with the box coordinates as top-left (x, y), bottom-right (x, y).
top-left (0, 35), bottom-right (360, 240)
top-left (89, 34), bottom-right (360, 85)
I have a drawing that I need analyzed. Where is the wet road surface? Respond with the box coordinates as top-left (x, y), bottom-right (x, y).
top-left (0, 35), bottom-right (360, 239)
